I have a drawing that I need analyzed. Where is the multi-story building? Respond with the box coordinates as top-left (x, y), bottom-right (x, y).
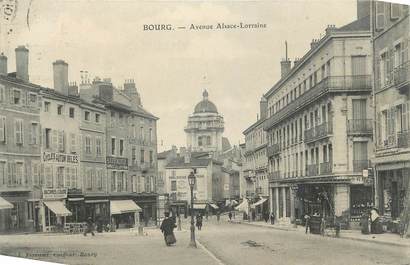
top-left (243, 97), bottom-right (269, 217)
top-left (0, 47), bottom-right (41, 233)
top-left (164, 150), bottom-right (222, 216)
top-left (39, 60), bottom-right (82, 232)
top-left (371, 1), bottom-right (410, 227)
top-left (82, 78), bottom-right (159, 227)
top-left (264, 12), bottom-right (373, 225)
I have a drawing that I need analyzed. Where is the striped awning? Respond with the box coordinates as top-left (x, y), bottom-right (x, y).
top-left (209, 203), bottom-right (219, 209)
top-left (44, 200), bottom-right (72, 217)
top-left (0, 196), bottom-right (13, 210)
top-left (251, 198), bottom-right (267, 208)
top-left (110, 200), bottom-right (141, 215)
top-left (193, 203), bottom-right (207, 210)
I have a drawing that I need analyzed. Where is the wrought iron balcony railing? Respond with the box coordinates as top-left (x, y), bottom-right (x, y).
top-left (320, 162), bottom-right (332, 175)
top-left (304, 122), bottom-right (333, 143)
top-left (268, 171), bottom-right (281, 181)
top-left (393, 61), bottom-right (410, 89)
top-left (264, 75), bottom-right (372, 130)
top-left (307, 164), bottom-right (319, 176)
top-left (347, 119), bottom-right (373, 135)
top-left (267, 143), bottom-right (281, 158)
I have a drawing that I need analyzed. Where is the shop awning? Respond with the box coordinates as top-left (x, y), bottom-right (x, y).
top-left (85, 199), bottom-right (109, 203)
top-left (0, 196), bottom-right (13, 210)
top-left (251, 198), bottom-right (267, 208)
top-left (44, 200), bottom-right (72, 216)
top-left (193, 203), bottom-right (207, 210)
top-left (209, 203), bottom-right (219, 209)
top-left (110, 200), bottom-right (142, 215)
top-left (235, 199), bottom-right (249, 213)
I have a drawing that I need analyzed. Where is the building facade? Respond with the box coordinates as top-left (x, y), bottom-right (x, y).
top-left (371, 1), bottom-right (410, 228)
top-left (0, 47), bottom-right (41, 233)
top-left (264, 15), bottom-right (373, 226)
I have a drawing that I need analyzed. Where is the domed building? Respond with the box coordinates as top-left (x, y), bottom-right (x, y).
top-left (185, 90), bottom-right (226, 154)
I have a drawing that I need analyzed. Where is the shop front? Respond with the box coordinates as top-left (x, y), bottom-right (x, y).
top-left (251, 198), bottom-right (268, 221)
top-left (110, 199), bottom-right (142, 229)
top-left (169, 200), bottom-right (188, 219)
top-left (40, 188), bottom-right (72, 232)
top-left (376, 167), bottom-right (410, 233)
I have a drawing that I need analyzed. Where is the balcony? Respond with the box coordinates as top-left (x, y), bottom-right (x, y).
top-left (304, 122), bottom-right (333, 143)
top-left (353, 160), bottom-right (370, 172)
top-left (347, 119), bottom-right (373, 135)
top-left (256, 187), bottom-right (262, 194)
top-left (264, 75), bottom-right (372, 130)
top-left (320, 162), bottom-right (332, 175)
top-left (307, 164), bottom-right (319, 176)
top-left (267, 144), bottom-right (281, 158)
top-left (393, 61), bottom-right (410, 91)
top-left (398, 131), bottom-right (410, 148)
top-left (268, 171), bottom-right (281, 181)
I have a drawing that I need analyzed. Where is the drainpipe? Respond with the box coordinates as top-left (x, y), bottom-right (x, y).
top-left (370, 0), bottom-right (377, 209)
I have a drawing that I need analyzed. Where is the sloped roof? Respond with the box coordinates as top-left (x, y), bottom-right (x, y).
top-left (222, 137), bottom-right (231, 152)
top-left (337, 15), bottom-right (370, 32)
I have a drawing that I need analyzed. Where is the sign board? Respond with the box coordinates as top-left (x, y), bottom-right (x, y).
top-left (43, 152), bottom-right (79, 164)
top-left (106, 156), bottom-right (128, 170)
top-left (224, 184), bottom-right (229, 191)
top-left (43, 188), bottom-right (68, 199)
top-left (362, 169), bottom-right (369, 177)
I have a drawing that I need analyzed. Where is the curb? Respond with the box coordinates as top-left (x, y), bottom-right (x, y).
top-left (196, 239), bottom-right (226, 265)
top-left (232, 221), bottom-right (410, 248)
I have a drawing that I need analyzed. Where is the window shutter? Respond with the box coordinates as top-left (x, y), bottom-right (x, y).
top-left (0, 116), bottom-right (5, 142)
top-left (52, 130), bottom-right (58, 152)
top-left (376, 2), bottom-right (386, 30)
top-left (7, 162), bottom-right (12, 185)
top-left (390, 3), bottom-right (401, 19)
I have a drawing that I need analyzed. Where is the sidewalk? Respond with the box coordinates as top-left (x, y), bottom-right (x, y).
top-left (228, 219), bottom-right (410, 248)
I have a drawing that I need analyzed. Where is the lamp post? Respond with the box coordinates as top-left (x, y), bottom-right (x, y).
top-left (188, 171), bottom-right (197, 248)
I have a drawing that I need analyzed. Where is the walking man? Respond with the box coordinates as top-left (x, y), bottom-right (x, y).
top-left (270, 212), bottom-right (275, 225)
top-left (84, 217), bottom-right (95, 236)
top-left (196, 213), bottom-right (203, 231)
top-left (304, 213), bottom-right (311, 234)
top-left (228, 212), bottom-right (233, 221)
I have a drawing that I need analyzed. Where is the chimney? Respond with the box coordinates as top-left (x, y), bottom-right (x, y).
top-left (357, 0), bottom-right (370, 20)
top-left (184, 151), bottom-right (191, 164)
top-left (180, 147), bottom-right (186, 158)
top-left (123, 79), bottom-right (142, 106)
top-left (293, 58), bottom-right (300, 67)
top-left (53, 60), bottom-right (69, 95)
top-left (310, 39), bottom-right (319, 50)
top-left (280, 41), bottom-right (292, 78)
top-left (0, 53), bottom-right (7, 75)
top-left (15, 46), bottom-right (29, 81)
top-left (325, 25), bottom-right (337, 35)
top-left (260, 96), bottom-right (268, 120)
top-left (68, 82), bottom-right (78, 96)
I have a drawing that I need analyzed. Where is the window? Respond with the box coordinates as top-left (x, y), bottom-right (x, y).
top-left (140, 149), bottom-right (145, 163)
top-left (119, 139), bottom-right (124, 156)
top-left (132, 147), bottom-right (136, 165)
top-left (65, 167), bottom-right (70, 188)
top-left (140, 126), bottom-right (144, 140)
top-left (86, 168), bottom-right (92, 190)
top-left (45, 128), bottom-right (51, 149)
top-left (45, 166), bottom-right (53, 188)
top-left (0, 116), bottom-right (6, 143)
top-left (70, 133), bottom-right (76, 153)
top-left (117, 172), bottom-right (123, 191)
top-left (85, 136), bottom-right (91, 154)
top-left (198, 136), bottom-right (203, 146)
top-left (29, 93), bottom-right (37, 105)
top-left (0, 84), bottom-right (5, 102)
top-left (44, 101), bottom-right (50, 112)
top-left (390, 3), bottom-right (401, 19)
top-left (13, 90), bottom-right (21, 104)
top-left (206, 136), bottom-right (211, 146)
top-left (95, 113), bottom-right (100, 123)
top-left (14, 119), bottom-right (23, 145)
top-left (376, 2), bottom-right (385, 30)
top-left (15, 162), bottom-right (24, 185)
top-left (30, 123), bottom-right (38, 145)
top-left (96, 137), bottom-right (102, 156)
top-left (111, 137), bottom-right (116, 156)
top-left (111, 171), bottom-right (116, 192)
top-left (85, 111), bottom-right (90, 121)
top-left (57, 105), bottom-right (63, 115)
top-left (57, 167), bottom-right (64, 188)
top-left (58, 130), bottom-right (65, 152)
top-left (69, 107), bottom-right (75, 118)
top-left (97, 170), bottom-right (103, 190)
top-left (149, 150), bottom-right (153, 164)
top-left (70, 168), bottom-right (77, 188)
top-left (149, 128), bottom-right (152, 142)
top-left (171, 180), bottom-right (177, 191)
top-left (0, 161), bottom-right (6, 185)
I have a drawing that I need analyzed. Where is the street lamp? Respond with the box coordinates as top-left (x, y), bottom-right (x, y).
top-left (188, 171), bottom-right (197, 248)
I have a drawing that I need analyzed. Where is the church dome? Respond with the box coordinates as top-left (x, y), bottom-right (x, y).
top-left (194, 90), bottom-right (218, 114)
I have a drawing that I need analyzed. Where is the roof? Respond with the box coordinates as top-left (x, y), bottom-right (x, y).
top-left (194, 89), bottom-right (218, 114)
top-left (158, 150), bottom-right (172, 159)
top-left (243, 118), bottom-right (265, 135)
top-left (166, 156), bottom-right (211, 168)
top-left (336, 15), bottom-right (370, 32)
top-left (222, 137), bottom-right (231, 152)
top-left (264, 16), bottom-right (371, 98)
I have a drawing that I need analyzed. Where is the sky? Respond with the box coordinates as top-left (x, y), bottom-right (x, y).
top-left (1, 0), bottom-right (360, 152)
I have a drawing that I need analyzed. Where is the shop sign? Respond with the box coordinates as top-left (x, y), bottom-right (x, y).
top-left (43, 188), bottom-right (68, 199)
top-left (43, 152), bottom-right (79, 164)
top-left (106, 156), bottom-right (128, 170)
top-left (224, 184), bottom-right (229, 191)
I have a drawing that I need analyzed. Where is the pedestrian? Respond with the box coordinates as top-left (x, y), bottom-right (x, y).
top-left (252, 210), bottom-right (256, 221)
top-left (160, 212), bottom-right (177, 246)
top-left (228, 212), bottom-right (232, 221)
top-left (304, 213), bottom-right (311, 234)
top-left (196, 214), bottom-right (203, 231)
top-left (264, 212), bottom-right (269, 223)
top-left (84, 217), bottom-right (95, 236)
top-left (216, 212), bottom-right (220, 222)
top-left (233, 211), bottom-right (236, 219)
